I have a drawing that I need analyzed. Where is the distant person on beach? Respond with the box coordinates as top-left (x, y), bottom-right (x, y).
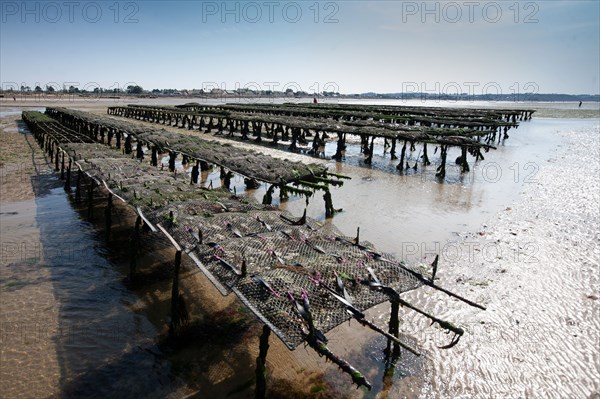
top-left (13, 97), bottom-right (16, 101)
top-left (579, 101), bottom-right (582, 108)
top-left (313, 97), bottom-right (318, 104)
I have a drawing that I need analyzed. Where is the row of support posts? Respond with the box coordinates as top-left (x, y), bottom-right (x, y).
top-left (329, 130), bottom-right (481, 177)
top-left (50, 144), bottom-right (116, 246)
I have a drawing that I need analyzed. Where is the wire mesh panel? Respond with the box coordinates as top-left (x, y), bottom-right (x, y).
top-left (184, 224), bottom-right (422, 348)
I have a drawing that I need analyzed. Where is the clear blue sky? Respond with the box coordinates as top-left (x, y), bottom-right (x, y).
top-left (1, 1), bottom-right (599, 94)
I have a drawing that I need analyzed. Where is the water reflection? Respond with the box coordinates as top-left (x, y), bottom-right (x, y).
top-left (33, 181), bottom-right (178, 398)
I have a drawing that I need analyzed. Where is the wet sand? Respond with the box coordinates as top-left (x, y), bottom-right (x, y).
top-left (0, 116), bottom-right (62, 398)
top-left (409, 122), bottom-right (600, 398)
top-left (1, 99), bottom-right (599, 398)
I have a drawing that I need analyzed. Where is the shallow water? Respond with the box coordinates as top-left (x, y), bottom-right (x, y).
top-left (1, 102), bottom-right (598, 398)
top-left (37, 187), bottom-right (178, 398)
top-left (257, 118), bottom-right (590, 257)
top-left (0, 107), bottom-right (46, 118)
top-left (1, 142), bottom-right (179, 398)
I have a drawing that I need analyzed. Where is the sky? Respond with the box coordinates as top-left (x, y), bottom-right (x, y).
top-left (1, 0), bottom-right (599, 95)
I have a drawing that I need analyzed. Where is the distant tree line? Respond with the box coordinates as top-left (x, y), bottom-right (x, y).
top-left (3, 86), bottom-right (594, 101)
top-left (9, 85), bottom-right (144, 94)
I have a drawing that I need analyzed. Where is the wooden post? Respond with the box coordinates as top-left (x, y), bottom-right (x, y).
top-left (255, 325), bottom-right (271, 399)
top-left (169, 151), bottom-right (176, 172)
top-left (288, 127), bottom-right (298, 151)
top-left (390, 138), bottom-right (397, 160)
top-left (151, 146), bottom-right (158, 167)
top-left (169, 250), bottom-right (182, 337)
top-left (262, 185), bottom-right (275, 205)
top-left (365, 136), bottom-right (375, 164)
top-left (75, 169), bottom-right (82, 202)
top-left (124, 135), bottom-right (132, 154)
top-left (129, 215), bottom-right (141, 282)
top-left (136, 141), bottom-right (144, 159)
top-left (397, 141), bottom-right (407, 170)
top-left (389, 301), bottom-right (400, 357)
top-left (244, 178), bottom-right (260, 190)
top-left (333, 132), bottom-right (343, 160)
top-left (436, 145), bottom-right (447, 178)
top-left (460, 146), bottom-right (470, 173)
top-left (324, 190), bottom-right (334, 218)
top-left (383, 301), bottom-right (401, 390)
top-left (105, 193), bottom-right (113, 243)
top-left (60, 152), bottom-right (65, 179)
top-left (87, 180), bottom-right (95, 221)
top-left (64, 160), bottom-right (71, 191)
top-left (279, 183), bottom-right (288, 202)
top-left (54, 147), bottom-right (59, 171)
top-left (422, 143), bottom-right (430, 165)
top-left (191, 161), bottom-right (199, 184)
top-left (254, 122), bottom-right (262, 142)
top-left (361, 134), bottom-right (369, 154)
top-left (271, 126), bottom-right (278, 145)
top-left (223, 171), bottom-right (232, 191)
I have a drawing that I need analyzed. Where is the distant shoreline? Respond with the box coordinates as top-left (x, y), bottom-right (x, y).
top-left (1, 96), bottom-right (598, 120)
top-left (0, 92), bottom-right (598, 103)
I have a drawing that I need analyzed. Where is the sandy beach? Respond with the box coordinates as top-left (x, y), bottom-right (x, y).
top-left (1, 98), bottom-right (599, 398)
